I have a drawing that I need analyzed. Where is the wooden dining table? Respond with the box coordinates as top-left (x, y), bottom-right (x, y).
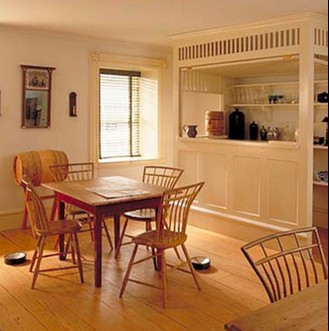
top-left (225, 280), bottom-right (328, 331)
top-left (43, 176), bottom-right (165, 288)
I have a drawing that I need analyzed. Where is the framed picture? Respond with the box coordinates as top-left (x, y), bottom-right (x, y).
top-left (21, 65), bottom-right (55, 128)
top-left (25, 68), bottom-right (50, 90)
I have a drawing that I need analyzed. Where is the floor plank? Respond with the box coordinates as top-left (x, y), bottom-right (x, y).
top-left (0, 221), bottom-right (315, 331)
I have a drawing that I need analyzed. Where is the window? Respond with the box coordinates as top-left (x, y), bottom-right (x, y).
top-left (90, 53), bottom-right (164, 165)
top-left (99, 69), bottom-right (141, 160)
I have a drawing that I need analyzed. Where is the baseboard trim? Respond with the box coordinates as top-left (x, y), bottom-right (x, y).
top-left (0, 210), bottom-right (24, 232)
top-left (189, 206), bottom-right (291, 242)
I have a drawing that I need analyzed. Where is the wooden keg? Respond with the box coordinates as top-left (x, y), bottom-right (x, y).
top-left (205, 111), bottom-right (225, 137)
top-left (13, 150), bottom-right (68, 186)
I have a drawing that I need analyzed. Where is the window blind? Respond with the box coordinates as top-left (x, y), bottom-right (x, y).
top-left (99, 69), bottom-right (141, 159)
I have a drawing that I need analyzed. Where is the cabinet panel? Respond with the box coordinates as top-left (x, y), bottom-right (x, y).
top-left (232, 156), bottom-right (261, 217)
top-left (202, 153), bottom-right (229, 210)
top-left (178, 150), bottom-right (199, 186)
top-left (267, 160), bottom-right (298, 224)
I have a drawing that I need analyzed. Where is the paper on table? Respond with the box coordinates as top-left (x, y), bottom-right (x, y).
top-left (86, 187), bottom-right (150, 199)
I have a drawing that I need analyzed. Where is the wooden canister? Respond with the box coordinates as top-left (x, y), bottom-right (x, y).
top-left (205, 111), bottom-right (225, 137)
top-left (13, 150), bottom-right (68, 186)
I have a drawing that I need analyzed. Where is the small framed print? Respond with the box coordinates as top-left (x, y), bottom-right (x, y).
top-left (25, 68), bottom-right (50, 90)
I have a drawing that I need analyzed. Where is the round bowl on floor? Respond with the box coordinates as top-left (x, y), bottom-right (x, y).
top-left (191, 256), bottom-right (211, 270)
top-left (4, 252), bottom-right (27, 266)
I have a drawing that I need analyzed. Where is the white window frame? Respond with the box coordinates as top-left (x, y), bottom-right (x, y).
top-left (90, 52), bottom-right (166, 167)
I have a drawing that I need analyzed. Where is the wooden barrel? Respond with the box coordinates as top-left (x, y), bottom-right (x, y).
top-left (205, 111), bottom-right (225, 137)
top-left (13, 150), bottom-right (69, 186)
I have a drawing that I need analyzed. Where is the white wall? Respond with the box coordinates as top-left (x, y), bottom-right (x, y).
top-left (0, 27), bottom-right (174, 230)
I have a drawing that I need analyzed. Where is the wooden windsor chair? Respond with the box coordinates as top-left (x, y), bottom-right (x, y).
top-left (49, 162), bottom-right (113, 251)
top-left (13, 150), bottom-right (69, 229)
top-left (115, 166), bottom-right (184, 259)
top-left (22, 176), bottom-right (84, 289)
top-left (241, 227), bottom-right (328, 303)
top-left (120, 181), bottom-right (205, 308)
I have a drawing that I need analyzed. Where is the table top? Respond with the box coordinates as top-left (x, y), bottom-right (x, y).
top-left (225, 280), bottom-right (328, 331)
top-left (42, 176), bottom-right (165, 207)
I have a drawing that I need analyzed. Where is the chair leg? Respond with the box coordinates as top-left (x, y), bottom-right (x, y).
top-left (152, 248), bottom-right (159, 271)
top-left (30, 237), bottom-right (42, 272)
top-left (146, 220), bottom-right (152, 232)
top-left (181, 244), bottom-right (201, 291)
top-left (31, 236), bottom-right (47, 289)
top-left (22, 206), bottom-right (29, 230)
top-left (102, 219), bottom-right (113, 250)
top-left (120, 244), bottom-right (139, 298)
top-left (115, 218), bottom-right (129, 259)
top-left (72, 233), bottom-right (84, 284)
top-left (174, 247), bottom-right (182, 261)
top-left (88, 215), bottom-right (95, 242)
top-left (64, 234), bottom-right (72, 259)
top-left (160, 250), bottom-right (168, 309)
top-left (69, 234), bottom-right (76, 265)
top-left (49, 198), bottom-right (58, 222)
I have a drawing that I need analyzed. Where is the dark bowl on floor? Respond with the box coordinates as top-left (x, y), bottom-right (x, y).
top-left (191, 256), bottom-right (211, 270)
top-left (4, 252), bottom-right (27, 266)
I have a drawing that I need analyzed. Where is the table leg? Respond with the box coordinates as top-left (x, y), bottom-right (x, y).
top-left (59, 200), bottom-right (66, 261)
top-left (94, 212), bottom-right (102, 288)
top-left (114, 214), bottom-right (121, 250)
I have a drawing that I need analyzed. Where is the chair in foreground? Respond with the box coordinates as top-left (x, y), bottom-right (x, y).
top-left (22, 177), bottom-right (84, 289)
top-left (115, 166), bottom-right (184, 258)
top-left (241, 227), bottom-right (328, 303)
top-left (49, 162), bottom-right (113, 250)
top-left (120, 182), bottom-right (205, 308)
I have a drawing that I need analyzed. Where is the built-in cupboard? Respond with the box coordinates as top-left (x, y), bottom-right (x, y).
top-left (171, 13), bottom-right (328, 238)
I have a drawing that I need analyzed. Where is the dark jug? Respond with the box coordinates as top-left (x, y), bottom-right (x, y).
top-left (260, 126), bottom-right (268, 141)
top-left (183, 125), bottom-right (198, 138)
top-left (249, 121), bottom-right (259, 141)
top-left (317, 92), bottom-right (328, 103)
top-left (229, 109), bottom-right (245, 140)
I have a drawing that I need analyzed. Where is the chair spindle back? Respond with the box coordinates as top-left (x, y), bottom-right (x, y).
top-left (157, 182), bottom-right (204, 243)
top-left (49, 162), bottom-right (94, 183)
top-left (143, 166), bottom-right (184, 189)
top-left (21, 176), bottom-right (50, 238)
top-left (241, 227), bottom-right (328, 303)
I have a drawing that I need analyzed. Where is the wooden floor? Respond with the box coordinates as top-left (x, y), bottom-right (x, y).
top-left (0, 221), bottom-right (300, 331)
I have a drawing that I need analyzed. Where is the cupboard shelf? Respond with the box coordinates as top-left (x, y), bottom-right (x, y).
top-left (314, 80), bottom-right (328, 85)
top-left (229, 103), bottom-right (299, 108)
top-left (314, 145), bottom-right (328, 150)
top-left (313, 181), bottom-right (328, 187)
top-left (230, 82), bottom-right (299, 88)
top-left (314, 103), bottom-right (328, 107)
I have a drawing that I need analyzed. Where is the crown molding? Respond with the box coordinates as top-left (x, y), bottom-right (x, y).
top-left (169, 12), bottom-right (328, 42)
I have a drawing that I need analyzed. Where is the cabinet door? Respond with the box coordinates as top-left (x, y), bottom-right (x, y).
top-left (267, 159), bottom-right (299, 225)
top-left (201, 153), bottom-right (229, 211)
top-left (231, 156), bottom-right (262, 217)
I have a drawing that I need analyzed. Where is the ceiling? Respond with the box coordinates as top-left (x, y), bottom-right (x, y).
top-left (0, 0), bottom-right (327, 47)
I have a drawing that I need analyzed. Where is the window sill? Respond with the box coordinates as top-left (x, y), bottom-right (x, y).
top-left (96, 156), bottom-right (167, 168)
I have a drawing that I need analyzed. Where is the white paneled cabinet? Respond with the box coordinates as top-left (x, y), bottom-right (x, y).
top-left (177, 139), bottom-right (301, 229)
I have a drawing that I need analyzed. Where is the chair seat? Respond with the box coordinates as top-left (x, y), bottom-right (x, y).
top-left (36, 219), bottom-right (82, 236)
top-left (124, 209), bottom-right (156, 221)
top-left (133, 230), bottom-right (187, 249)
